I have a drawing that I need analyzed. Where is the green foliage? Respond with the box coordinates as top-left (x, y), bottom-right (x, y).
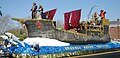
top-left (102, 19), bottom-right (110, 26)
top-left (6, 29), bottom-right (27, 41)
top-left (11, 18), bottom-right (26, 23)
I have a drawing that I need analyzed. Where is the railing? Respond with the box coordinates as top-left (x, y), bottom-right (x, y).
top-left (87, 25), bottom-right (103, 31)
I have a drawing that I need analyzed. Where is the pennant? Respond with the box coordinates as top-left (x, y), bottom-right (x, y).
top-left (64, 12), bottom-right (71, 30)
top-left (44, 9), bottom-right (57, 20)
top-left (70, 9), bottom-right (81, 28)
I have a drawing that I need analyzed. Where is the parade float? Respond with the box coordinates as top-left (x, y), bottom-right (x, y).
top-left (12, 9), bottom-right (110, 44)
top-left (0, 9), bottom-right (120, 58)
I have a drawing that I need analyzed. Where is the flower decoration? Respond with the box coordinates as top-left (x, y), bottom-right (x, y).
top-left (36, 21), bottom-right (41, 28)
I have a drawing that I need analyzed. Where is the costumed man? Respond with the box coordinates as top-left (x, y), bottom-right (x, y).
top-left (99, 10), bottom-right (106, 25)
top-left (93, 12), bottom-right (99, 25)
top-left (30, 2), bottom-right (37, 19)
top-left (99, 10), bottom-right (106, 20)
top-left (94, 12), bottom-right (98, 21)
top-left (38, 4), bottom-right (46, 19)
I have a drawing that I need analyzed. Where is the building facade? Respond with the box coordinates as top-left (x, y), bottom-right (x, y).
top-left (109, 19), bottom-right (120, 40)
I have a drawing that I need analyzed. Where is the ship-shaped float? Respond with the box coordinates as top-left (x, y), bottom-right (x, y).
top-left (6, 9), bottom-right (120, 58)
top-left (13, 9), bottom-right (110, 44)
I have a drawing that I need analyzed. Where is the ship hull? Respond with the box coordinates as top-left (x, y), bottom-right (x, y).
top-left (24, 19), bottom-right (110, 44)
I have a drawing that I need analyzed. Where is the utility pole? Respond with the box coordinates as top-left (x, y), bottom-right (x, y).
top-left (117, 19), bottom-right (120, 39)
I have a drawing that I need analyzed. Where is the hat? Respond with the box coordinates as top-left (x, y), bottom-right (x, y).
top-left (101, 10), bottom-right (104, 12)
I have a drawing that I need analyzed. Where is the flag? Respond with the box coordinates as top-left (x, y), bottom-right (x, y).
top-left (44, 9), bottom-right (57, 20)
top-left (64, 12), bottom-right (71, 30)
top-left (70, 9), bottom-right (81, 28)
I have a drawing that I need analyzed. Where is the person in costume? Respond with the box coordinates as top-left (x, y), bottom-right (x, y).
top-left (30, 2), bottom-right (37, 19)
top-left (99, 10), bottom-right (106, 19)
top-left (38, 4), bottom-right (46, 19)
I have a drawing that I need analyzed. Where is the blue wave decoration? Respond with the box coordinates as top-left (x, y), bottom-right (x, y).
top-left (4, 41), bottom-right (120, 56)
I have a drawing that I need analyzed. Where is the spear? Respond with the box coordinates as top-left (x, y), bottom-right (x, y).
top-left (87, 4), bottom-right (99, 20)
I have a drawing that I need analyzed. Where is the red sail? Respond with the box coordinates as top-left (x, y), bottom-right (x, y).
top-left (44, 11), bottom-right (48, 17)
top-left (44, 9), bottom-right (57, 20)
top-left (64, 12), bottom-right (71, 30)
top-left (70, 9), bottom-right (81, 28)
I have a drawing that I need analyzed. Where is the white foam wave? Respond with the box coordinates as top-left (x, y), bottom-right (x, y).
top-left (23, 37), bottom-right (70, 46)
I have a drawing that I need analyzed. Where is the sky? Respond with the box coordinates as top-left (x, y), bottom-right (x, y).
top-left (0, 0), bottom-right (120, 22)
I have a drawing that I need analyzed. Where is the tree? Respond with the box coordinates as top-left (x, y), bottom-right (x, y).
top-left (0, 15), bottom-right (24, 34)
